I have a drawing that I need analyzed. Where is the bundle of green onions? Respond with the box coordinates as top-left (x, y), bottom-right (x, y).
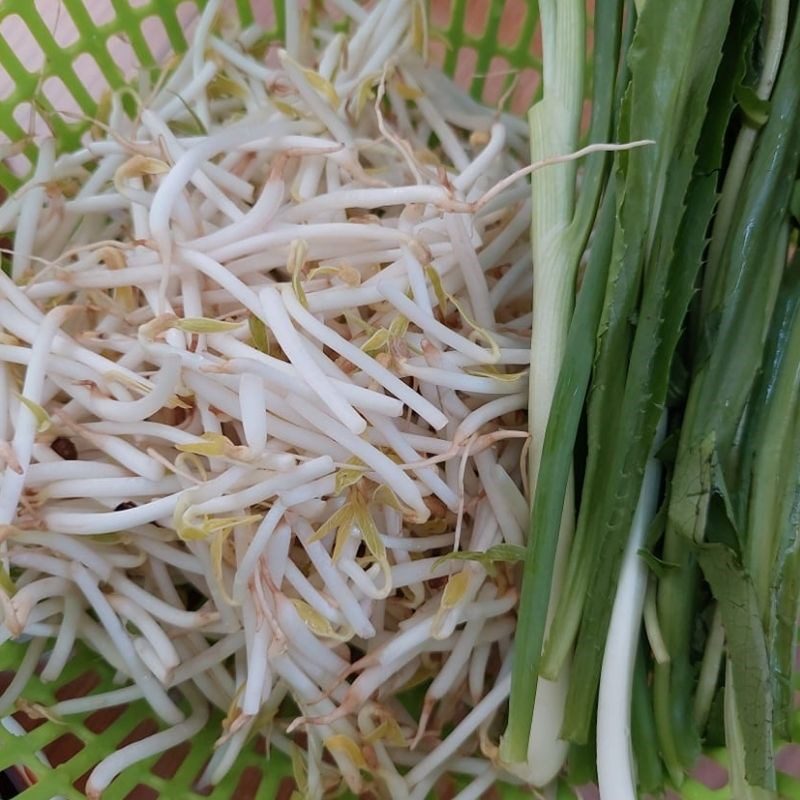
top-left (0, 0), bottom-right (798, 798)
top-left (502, 0), bottom-right (800, 798)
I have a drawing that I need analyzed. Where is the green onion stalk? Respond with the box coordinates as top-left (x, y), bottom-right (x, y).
top-left (500, 0), bottom-right (585, 778)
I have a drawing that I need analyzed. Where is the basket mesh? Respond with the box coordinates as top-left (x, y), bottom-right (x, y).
top-left (0, 1), bottom-right (796, 798)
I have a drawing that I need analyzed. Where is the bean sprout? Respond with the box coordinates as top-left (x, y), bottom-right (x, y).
top-left (0, 2), bottom-right (574, 796)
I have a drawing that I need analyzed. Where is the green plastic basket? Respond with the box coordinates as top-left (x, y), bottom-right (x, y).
top-left (0, 2), bottom-right (797, 799)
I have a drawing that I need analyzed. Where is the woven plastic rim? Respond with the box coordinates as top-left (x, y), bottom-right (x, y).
top-left (0, 2), bottom-right (797, 799)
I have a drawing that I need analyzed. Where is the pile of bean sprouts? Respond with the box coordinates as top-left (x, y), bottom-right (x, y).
top-left (0, 1), bottom-right (539, 797)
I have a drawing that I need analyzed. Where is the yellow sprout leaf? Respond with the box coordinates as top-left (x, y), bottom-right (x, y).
top-left (441, 570), bottom-right (471, 609)
top-left (247, 34), bottom-right (271, 61)
top-left (114, 156), bottom-right (169, 189)
top-left (113, 286), bottom-right (137, 313)
top-left (425, 265), bottom-right (448, 316)
top-left (335, 457), bottom-right (368, 495)
top-left (97, 246), bottom-right (126, 270)
top-left (324, 735), bottom-right (368, 771)
top-left (177, 524), bottom-right (208, 542)
top-left (291, 743), bottom-right (309, 796)
top-left (354, 74), bottom-right (379, 119)
top-left (19, 397), bottom-right (50, 433)
top-left (207, 73), bottom-right (248, 99)
top-left (105, 371), bottom-right (152, 396)
top-left (308, 265), bottom-right (338, 279)
top-left (343, 309), bottom-right (375, 335)
top-left (463, 365), bottom-right (529, 383)
top-left (372, 483), bottom-right (418, 520)
top-left (175, 451), bottom-right (208, 482)
top-left (302, 68), bottom-right (340, 107)
top-left (394, 80), bottom-right (424, 101)
top-left (248, 315), bottom-right (271, 354)
top-left (360, 328), bottom-right (390, 355)
top-left (410, 0), bottom-right (429, 56)
top-left (291, 599), bottom-right (352, 642)
top-left (0, 564), bottom-right (15, 596)
top-left (174, 317), bottom-right (243, 334)
top-left (175, 432), bottom-right (232, 457)
top-left (415, 517), bottom-right (449, 535)
top-left (332, 514), bottom-right (354, 563)
top-left (288, 239), bottom-right (309, 308)
top-left (139, 314), bottom-right (180, 341)
top-left (221, 685), bottom-right (246, 734)
top-left (363, 717), bottom-right (407, 747)
top-left (272, 98), bottom-right (303, 120)
top-left (310, 503), bottom-right (354, 544)
top-left (292, 598), bottom-right (337, 638)
top-left (388, 314), bottom-right (409, 340)
top-left (352, 493), bottom-right (392, 597)
top-left (311, 502), bottom-right (361, 564)
top-left (352, 494), bottom-right (386, 565)
top-left (90, 91), bottom-right (113, 139)
top-left (210, 528), bottom-right (236, 606)
top-left (446, 291), bottom-right (500, 361)
top-left (205, 514), bottom-right (261, 535)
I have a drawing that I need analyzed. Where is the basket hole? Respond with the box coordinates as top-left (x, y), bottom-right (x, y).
top-left (462, 0), bottom-right (490, 38)
top-left (84, 703), bottom-right (128, 734)
top-left (73, 766), bottom-right (92, 794)
top-left (140, 15), bottom-right (173, 64)
top-left (511, 67), bottom-right (539, 115)
top-left (2, 152), bottom-right (31, 185)
top-left (42, 76), bottom-right (83, 119)
top-left (498, 0), bottom-right (529, 48)
top-left (0, 15), bottom-right (45, 74)
top-left (452, 46), bottom-right (477, 92)
top-left (777, 743), bottom-right (800, 774)
top-left (72, 52), bottom-right (110, 101)
top-left (118, 718), bottom-right (160, 749)
top-left (54, 669), bottom-right (101, 702)
top-left (0, 67), bottom-right (15, 101)
top-left (13, 102), bottom-right (53, 140)
top-left (176, 1), bottom-right (202, 42)
top-left (190, 754), bottom-right (214, 797)
top-left (34, 0), bottom-right (80, 48)
top-left (581, 97), bottom-right (592, 136)
top-left (434, 774), bottom-right (458, 800)
top-left (529, 20), bottom-right (543, 61)
top-left (85, 0), bottom-right (116, 27)
top-left (481, 55), bottom-right (512, 106)
top-left (429, 0), bottom-right (453, 30)
top-left (106, 34), bottom-right (140, 78)
top-left (427, 37), bottom-right (447, 72)
top-left (0, 770), bottom-right (23, 796)
top-left (150, 741), bottom-right (191, 780)
top-left (690, 756), bottom-right (728, 789)
top-left (276, 776), bottom-right (297, 800)
top-left (233, 765), bottom-right (263, 800)
top-left (247, 0), bottom-right (277, 28)
top-left (123, 784), bottom-right (159, 800)
top-left (11, 705), bottom-right (47, 733)
top-left (43, 731), bottom-right (85, 767)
